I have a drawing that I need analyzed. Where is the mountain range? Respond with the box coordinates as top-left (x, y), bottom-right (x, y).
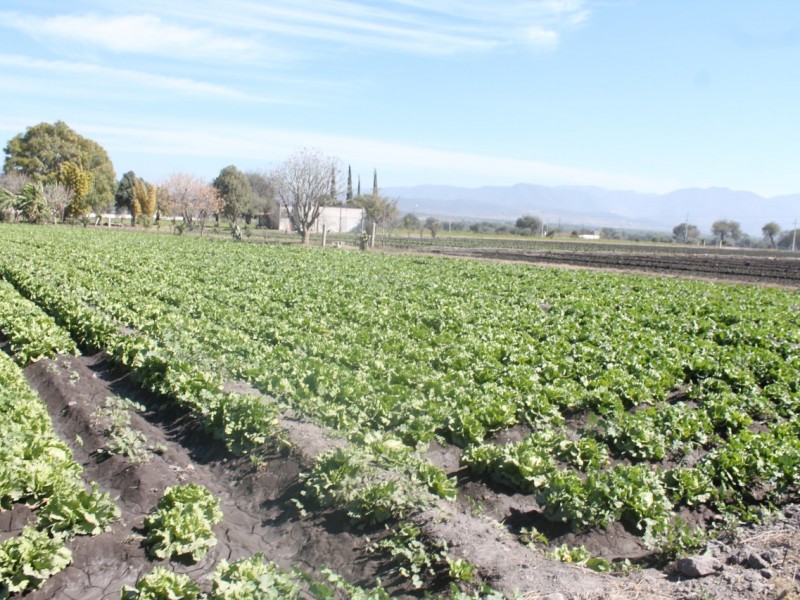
top-left (382, 183), bottom-right (800, 237)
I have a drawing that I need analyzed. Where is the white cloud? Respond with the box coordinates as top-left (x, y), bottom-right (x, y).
top-left (48, 0), bottom-right (590, 57)
top-left (0, 54), bottom-right (276, 101)
top-left (524, 26), bottom-right (560, 48)
top-left (1, 12), bottom-right (265, 62)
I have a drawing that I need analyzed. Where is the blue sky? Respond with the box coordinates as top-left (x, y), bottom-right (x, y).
top-left (1, 1), bottom-right (798, 196)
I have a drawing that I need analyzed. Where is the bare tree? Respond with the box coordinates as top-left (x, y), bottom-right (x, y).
top-left (272, 149), bottom-right (341, 244)
top-left (160, 173), bottom-right (223, 236)
top-left (43, 181), bottom-right (74, 224)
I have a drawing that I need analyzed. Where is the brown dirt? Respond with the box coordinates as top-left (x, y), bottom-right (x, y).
top-left (11, 353), bottom-right (396, 599)
top-left (3, 350), bottom-right (799, 599)
top-left (420, 247), bottom-right (800, 288)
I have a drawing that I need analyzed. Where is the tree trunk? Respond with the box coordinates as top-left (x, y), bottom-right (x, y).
top-left (302, 229), bottom-right (311, 244)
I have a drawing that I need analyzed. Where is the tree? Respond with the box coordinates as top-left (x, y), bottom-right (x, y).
top-left (673, 222), bottom-right (700, 243)
top-left (357, 193), bottom-right (398, 237)
top-left (3, 121), bottom-right (116, 211)
top-left (515, 214), bottom-right (542, 236)
top-left (213, 165), bottom-right (252, 224)
top-left (132, 178), bottom-right (156, 225)
top-left (346, 166), bottom-right (353, 203)
top-left (402, 213), bottom-right (420, 233)
top-left (762, 222), bottom-right (781, 247)
top-left (245, 171), bottom-right (277, 227)
top-left (59, 162), bottom-right (93, 218)
top-left (0, 172), bottom-right (30, 221)
top-left (160, 173), bottom-right (223, 236)
top-left (115, 171), bottom-right (138, 213)
top-left (425, 216), bottom-right (441, 238)
top-left (43, 182), bottom-right (73, 224)
top-left (16, 182), bottom-right (49, 224)
top-left (711, 220), bottom-right (742, 244)
top-left (372, 169), bottom-right (378, 197)
top-left (328, 165), bottom-right (339, 204)
top-left (778, 229), bottom-right (799, 251)
top-left (272, 148), bottom-right (341, 244)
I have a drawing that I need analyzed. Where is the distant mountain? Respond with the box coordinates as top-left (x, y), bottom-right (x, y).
top-left (382, 183), bottom-right (799, 236)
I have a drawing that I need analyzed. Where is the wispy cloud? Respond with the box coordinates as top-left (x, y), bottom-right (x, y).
top-left (0, 54), bottom-right (280, 101)
top-left (199, 0), bottom-right (590, 53)
top-left (0, 12), bottom-right (266, 62)
top-left (3, 1), bottom-right (590, 60)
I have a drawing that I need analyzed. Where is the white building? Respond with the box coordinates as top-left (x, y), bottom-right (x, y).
top-left (278, 205), bottom-right (364, 234)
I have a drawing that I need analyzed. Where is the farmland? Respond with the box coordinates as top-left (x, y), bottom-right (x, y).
top-left (0, 224), bottom-right (799, 598)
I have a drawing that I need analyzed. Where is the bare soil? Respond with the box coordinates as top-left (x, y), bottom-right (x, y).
top-left (2, 350), bottom-right (799, 599)
top-left (422, 247), bottom-right (800, 288)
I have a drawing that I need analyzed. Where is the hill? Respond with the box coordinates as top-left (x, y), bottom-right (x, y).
top-left (382, 183), bottom-right (799, 236)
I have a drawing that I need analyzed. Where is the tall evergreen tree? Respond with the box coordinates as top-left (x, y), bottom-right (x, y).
top-left (357, 175), bottom-right (361, 197)
top-left (329, 164), bottom-right (337, 203)
top-left (372, 168), bottom-right (378, 197)
top-left (346, 165), bottom-right (353, 202)
top-left (115, 171), bottom-right (138, 212)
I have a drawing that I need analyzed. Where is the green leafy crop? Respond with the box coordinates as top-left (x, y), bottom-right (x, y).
top-left (0, 525), bottom-right (72, 595)
top-left (144, 483), bottom-right (223, 561)
top-left (121, 566), bottom-right (200, 600)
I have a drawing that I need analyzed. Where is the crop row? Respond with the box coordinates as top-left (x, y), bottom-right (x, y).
top-left (0, 341), bottom-right (119, 595)
top-left (0, 225), bottom-right (798, 542)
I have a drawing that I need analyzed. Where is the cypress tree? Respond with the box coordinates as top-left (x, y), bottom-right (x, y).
top-left (346, 165), bottom-right (353, 202)
top-left (372, 168), bottom-right (378, 197)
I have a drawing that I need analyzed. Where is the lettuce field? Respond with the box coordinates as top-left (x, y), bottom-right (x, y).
top-left (0, 224), bottom-right (799, 597)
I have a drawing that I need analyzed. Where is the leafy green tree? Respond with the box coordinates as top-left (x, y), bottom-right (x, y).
top-left (244, 171), bottom-right (277, 226)
top-left (356, 193), bottom-right (398, 236)
top-left (425, 216), bottom-right (441, 238)
top-left (673, 223), bottom-right (700, 243)
top-left (778, 229), bottom-right (798, 251)
top-left (16, 182), bottom-right (49, 224)
top-left (762, 222), bottom-right (780, 247)
top-left (402, 213), bottom-right (420, 232)
top-left (711, 220), bottom-right (742, 244)
top-left (515, 214), bottom-right (542, 236)
top-left (213, 165), bottom-right (252, 224)
top-left (115, 171), bottom-right (138, 213)
top-left (3, 121), bottom-right (115, 211)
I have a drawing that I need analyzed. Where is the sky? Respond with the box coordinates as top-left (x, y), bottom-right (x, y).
top-left (0, 0), bottom-right (799, 198)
